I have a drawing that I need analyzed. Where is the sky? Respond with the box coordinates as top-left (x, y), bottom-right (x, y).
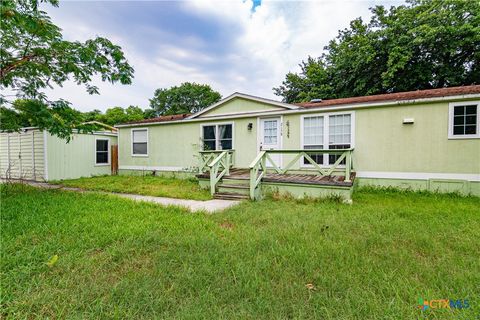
top-left (43, 0), bottom-right (405, 112)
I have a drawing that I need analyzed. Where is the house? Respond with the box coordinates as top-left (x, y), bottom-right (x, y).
top-left (0, 126), bottom-right (118, 181)
top-left (116, 85), bottom-right (480, 200)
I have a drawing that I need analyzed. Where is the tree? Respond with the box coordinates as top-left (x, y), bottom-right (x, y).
top-left (274, 0), bottom-right (480, 103)
top-left (149, 82), bottom-right (221, 116)
top-left (85, 106), bottom-right (145, 126)
top-left (0, 0), bottom-right (134, 140)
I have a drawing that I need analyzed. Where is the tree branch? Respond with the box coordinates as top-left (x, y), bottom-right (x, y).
top-left (0, 54), bottom-right (37, 80)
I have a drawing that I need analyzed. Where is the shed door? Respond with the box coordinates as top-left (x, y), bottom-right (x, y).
top-left (1, 131), bottom-right (44, 181)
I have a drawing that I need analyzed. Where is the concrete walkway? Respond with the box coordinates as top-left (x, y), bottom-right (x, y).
top-left (18, 181), bottom-right (241, 213)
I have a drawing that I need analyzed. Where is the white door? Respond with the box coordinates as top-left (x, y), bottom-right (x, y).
top-left (259, 117), bottom-right (282, 168)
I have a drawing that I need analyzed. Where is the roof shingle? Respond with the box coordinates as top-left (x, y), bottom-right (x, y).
top-left (296, 85), bottom-right (480, 108)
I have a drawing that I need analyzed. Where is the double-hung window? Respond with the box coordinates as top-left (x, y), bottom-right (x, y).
top-left (303, 116), bottom-right (324, 164)
top-left (95, 138), bottom-right (109, 165)
top-left (132, 129), bottom-right (148, 156)
top-left (302, 112), bottom-right (353, 166)
top-left (449, 102), bottom-right (480, 139)
top-left (202, 123), bottom-right (233, 150)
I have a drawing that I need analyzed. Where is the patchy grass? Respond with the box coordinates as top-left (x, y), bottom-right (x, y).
top-left (53, 175), bottom-right (211, 200)
top-left (1, 184), bottom-right (479, 319)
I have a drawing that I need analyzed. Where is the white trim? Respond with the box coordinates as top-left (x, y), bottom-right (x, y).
top-left (94, 137), bottom-right (110, 166)
top-left (43, 131), bottom-right (48, 181)
top-left (119, 165), bottom-right (184, 172)
top-left (300, 111), bottom-right (355, 168)
top-left (257, 116), bottom-right (283, 167)
top-left (116, 93), bottom-right (480, 128)
top-left (131, 128), bottom-right (149, 157)
top-left (200, 121), bottom-right (234, 151)
top-left (187, 92), bottom-right (299, 119)
top-left (448, 101), bottom-right (480, 139)
top-left (356, 171), bottom-right (480, 182)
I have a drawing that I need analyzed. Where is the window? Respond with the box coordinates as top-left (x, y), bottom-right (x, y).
top-left (95, 139), bottom-right (109, 165)
top-left (449, 102), bottom-right (479, 139)
top-left (263, 120), bottom-right (278, 145)
top-left (132, 129), bottom-right (148, 156)
top-left (302, 112), bottom-right (353, 166)
top-left (303, 116), bottom-right (324, 165)
top-left (328, 114), bottom-right (351, 164)
top-left (202, 123), bottom-right (233, 150)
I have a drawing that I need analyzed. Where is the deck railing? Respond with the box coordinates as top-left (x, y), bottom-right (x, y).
top-left (248, 148), bottom-right (354, 200)
top-left (199, 150), bottom-right (234, 195)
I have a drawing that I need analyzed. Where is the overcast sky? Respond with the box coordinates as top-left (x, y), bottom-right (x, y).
top-left (44, 0), bottom-right (404, 112)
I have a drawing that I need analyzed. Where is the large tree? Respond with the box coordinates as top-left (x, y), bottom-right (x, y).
top-left (0, 0), bottom-right (134, 140)
top-left (87, 106), bottom-right (145, 126)
top-left (148, 82), bottom-right (221, 116)
top-left (274, 0), bottom-right (480, 103)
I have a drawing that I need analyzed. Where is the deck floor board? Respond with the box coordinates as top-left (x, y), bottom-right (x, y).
top-left (197, 168), bottom-right (355, 187)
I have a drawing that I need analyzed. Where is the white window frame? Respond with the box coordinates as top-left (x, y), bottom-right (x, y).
top-left (131, 128), bottom-right (149, 157)
top-left (200, 122), bottom-right (235, 151)
top-left (448, 101), bottom-right (480, 139)
top-left (300, 111), bottom-right (355, 168)
top-left (95, 137), bottom-right (110, 166)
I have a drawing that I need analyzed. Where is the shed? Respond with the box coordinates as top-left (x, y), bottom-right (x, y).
top-left (0, 128), bottom-right (118, 181)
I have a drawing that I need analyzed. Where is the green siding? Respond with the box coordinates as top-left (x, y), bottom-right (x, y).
top-left (117, 97), bottom-right (480, 196)
top-left (198, 97), bottom-right (287, 117)
top-left (354, 102), bottom-right (479, 174)
top-left (118, 117), bottom-right (259, 170)
top-left (47, 133), bottom-right (117, 181)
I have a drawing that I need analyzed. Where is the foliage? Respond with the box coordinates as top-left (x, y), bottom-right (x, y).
top-left (83, 106), bottom-right (145, 126)
top-left (0, 99), bottom-right (97, 140)
top-left (148, 82), bottom-right (221, 116)
top-left (56, 175), bottom-right (211, 200)
top-left (274, 0), bottom-right (480, 103)
top-left (0, 0), bottom-right (134, 138)
top-left (2, 185), bottom-right (479, 318)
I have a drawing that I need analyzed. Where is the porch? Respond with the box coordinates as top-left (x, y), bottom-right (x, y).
top-left (196, 149), bottom-right (355, 201)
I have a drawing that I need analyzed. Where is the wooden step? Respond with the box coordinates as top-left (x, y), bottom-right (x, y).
top-left (213, 192), bottom-right (249, 200)
top-left (218, 184), bottom-right (249, 190)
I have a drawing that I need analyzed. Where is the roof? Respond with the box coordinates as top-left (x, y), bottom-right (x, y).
top-left (296, 85), bottom-right (480, 108)
top-left (186, 92), bottom-right (299, 119)
top-left (117, 85), bottom-right (480, 126)
top-left (123, 113), bottom-right (191, 125)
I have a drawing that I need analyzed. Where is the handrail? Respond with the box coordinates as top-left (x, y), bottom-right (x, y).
top-left (203, 150), bottom-right (234, 195)
top-left (249, 151), bottom-right (266, 200)
top-left (248, 148), bottom-right (354, 200)
top-left (248, 150), bottom-right (266, 168)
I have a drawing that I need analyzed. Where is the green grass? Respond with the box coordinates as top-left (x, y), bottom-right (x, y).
top-left (53, 175), bottom-right (211, 200)
top-left (1, 184), bottom-right (479, 319)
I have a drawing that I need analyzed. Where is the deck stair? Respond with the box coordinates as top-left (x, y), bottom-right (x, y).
top-left (213, 175), bottom-right (250, 200)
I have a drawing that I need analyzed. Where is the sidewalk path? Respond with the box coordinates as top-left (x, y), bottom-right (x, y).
top-left (18, 181), bottom-right (241, 213)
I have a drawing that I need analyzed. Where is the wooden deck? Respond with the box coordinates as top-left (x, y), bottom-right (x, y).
top-left (197, 168), bottom-right (355, 187)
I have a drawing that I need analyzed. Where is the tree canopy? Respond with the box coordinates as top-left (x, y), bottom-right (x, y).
top-left (148, 82), bottom-right (221, 116)
top-left (274, 0), bottom-right (480, 103)
top-left (83, 106), bottom-right (146, 126)
top-left (0, 0), bottom-right (134, 140)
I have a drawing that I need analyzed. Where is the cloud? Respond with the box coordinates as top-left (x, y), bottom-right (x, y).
top-left (38, 0), bottom-right (404, 112)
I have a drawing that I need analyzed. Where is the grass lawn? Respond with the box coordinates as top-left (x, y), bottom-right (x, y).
top-left (53, 175), bottom-right (211, 200)
top-left (1, 185), bottom-right (479, 319)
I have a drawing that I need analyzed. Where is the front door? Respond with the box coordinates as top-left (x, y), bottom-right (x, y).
top-left (259, 117), bottom-right (282, 167)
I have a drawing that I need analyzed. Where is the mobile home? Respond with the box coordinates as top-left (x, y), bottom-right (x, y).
top-left (116, 86), bottom-right (480, 200)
